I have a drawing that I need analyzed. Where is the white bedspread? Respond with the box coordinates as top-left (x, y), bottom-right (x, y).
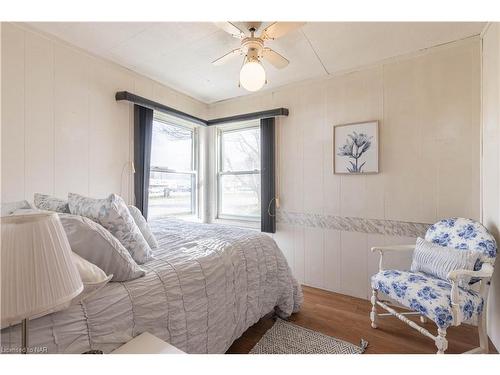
top-left (1, 218), bottom-right (303, 353)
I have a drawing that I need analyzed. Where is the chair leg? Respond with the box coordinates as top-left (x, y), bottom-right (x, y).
top-left (435, 328), bottom-right (448, 354)
top-left (370, 289), bottom-right (378, 329)
top-left (478, 311), bottom-right (489, 354)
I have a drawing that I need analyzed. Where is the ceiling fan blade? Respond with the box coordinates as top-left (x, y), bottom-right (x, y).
top-left (263, 48), bottom-right (289, 69)
top-left (261, 22), bottom-right (306, 40)
top-left (214, 22), bottom-right (246, 38)
top-left (212, 48), bottom-right (243, 66)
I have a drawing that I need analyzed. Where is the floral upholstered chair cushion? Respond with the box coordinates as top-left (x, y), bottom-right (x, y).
top-left (68, 193), bottom-right (153, 264)
top-left (425, 218), bottom-right (497, 284)
top-left (371, 270), bottom-right (484, 329)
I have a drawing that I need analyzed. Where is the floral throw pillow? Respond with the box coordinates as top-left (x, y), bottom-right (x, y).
top-left (128, 205), bottom-right (159, 249)
top-left (68, 193), bottom-right (153, 264)
top-left (34, 193), bottom-right (70, 213)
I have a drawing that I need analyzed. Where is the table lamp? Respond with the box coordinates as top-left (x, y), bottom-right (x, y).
top-left (1, 212), bottom-right (83, 353)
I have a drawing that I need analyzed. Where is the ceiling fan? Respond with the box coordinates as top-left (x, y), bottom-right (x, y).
top-left (212, 22), bottom-right (305, 92)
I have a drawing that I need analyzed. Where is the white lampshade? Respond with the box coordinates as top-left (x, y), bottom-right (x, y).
top-left (240, 60), bottom-right (266, 92)
top-left (1, 212), bottom-right (83, 327)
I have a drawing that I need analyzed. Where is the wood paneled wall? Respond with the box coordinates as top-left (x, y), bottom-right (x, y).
top-left (1, 22), bottom-right (207, 205)
top-left (208, 37), bottom-right (481, 300)
top-left (481, 22), bottom-right (500, 352)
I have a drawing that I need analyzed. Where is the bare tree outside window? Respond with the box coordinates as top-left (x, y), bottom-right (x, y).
top-left (218, 125), bottom-right (261, 220)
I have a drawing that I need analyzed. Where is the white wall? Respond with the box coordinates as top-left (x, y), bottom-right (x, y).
top-left (0, 24), bottom-right (2, 198)
top-left (208, 37), bottom-right (481, 300)
top-left (1, 22), bottom-right (207, 206)
top-left (481, 22), bottom-right (500, 351)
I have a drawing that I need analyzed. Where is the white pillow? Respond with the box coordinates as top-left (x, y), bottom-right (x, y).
top-left (411, 237), bottom-right (480, 286)
top-left (68, 193), bottom-right (153, 264)
top-left (128, 205), bottom-right (159, 249)
top-left (70, 253), bottom-right (112, 304)
top-left (0, 253), bottom-right (111, 328)
top-left (59, 213), bottom-right (146, 281)
top-left (72, 252), bottom-right (109, 283)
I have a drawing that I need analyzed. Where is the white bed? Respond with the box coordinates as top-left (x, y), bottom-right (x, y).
top-left (1, 218), bottom-right (303, 353)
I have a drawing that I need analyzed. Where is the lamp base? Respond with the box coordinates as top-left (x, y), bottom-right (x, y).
top-left (21, 318), bottom-right (28, 354)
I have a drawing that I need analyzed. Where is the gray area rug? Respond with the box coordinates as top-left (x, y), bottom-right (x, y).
top-left (249, 319), bottom-right (368, 354)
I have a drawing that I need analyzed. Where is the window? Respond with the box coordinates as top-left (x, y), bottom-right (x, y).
top-left (148, 114), bottom-right (197, 219)
top-left (217, 122), bottom-right (261, 221)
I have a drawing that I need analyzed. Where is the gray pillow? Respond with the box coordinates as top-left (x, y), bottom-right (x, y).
top-left (1, 200), bottom-right (32, 216)
top-left (34, 193), bottom-right (70, 213)
top-left (68, 193), bottom-right (153, 264)
top-left (128, 205), bottom-right (159, 249)
top-left (59, 213), bottom-right (145, 281)
top-left (411, 237), bottom-right (480, 286)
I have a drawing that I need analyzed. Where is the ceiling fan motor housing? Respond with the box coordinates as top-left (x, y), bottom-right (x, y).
top-left (241, 37), bottom-right (264, 60)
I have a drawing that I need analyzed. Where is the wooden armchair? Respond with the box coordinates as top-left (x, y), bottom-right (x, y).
top-left (369, 218), bottom-right (496, 354)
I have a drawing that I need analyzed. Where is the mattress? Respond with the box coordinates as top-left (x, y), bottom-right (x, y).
top-left (0, 218), bottom-right (303, 354)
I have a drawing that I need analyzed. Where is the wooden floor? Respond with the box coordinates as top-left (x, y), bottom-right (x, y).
top-left (227, 285), bottom-right (497, 354)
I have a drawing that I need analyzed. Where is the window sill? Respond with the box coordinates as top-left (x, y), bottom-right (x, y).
top-left (149, 214), bottom-right (202, 223)
top-left (212, 218), bottom-right (260, 230)
top-left (178, 215), bottom-right (203, 223)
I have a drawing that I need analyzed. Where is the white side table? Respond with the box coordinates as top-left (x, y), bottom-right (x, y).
top-left (111, 332), bottom-right (185, 354)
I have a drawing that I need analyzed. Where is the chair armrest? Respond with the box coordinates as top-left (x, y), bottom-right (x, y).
top-left (371, 245), bottom-right (415, 253)
top-left (447, 263), bottom-right (494, 281)
top-left (447, 263), bottom-right (494, 326)
top-left (371, 245), bottom-right (415, 272)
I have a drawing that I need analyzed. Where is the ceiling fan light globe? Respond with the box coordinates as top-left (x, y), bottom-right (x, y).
top-left (239, 61), bottom-right (266, 92)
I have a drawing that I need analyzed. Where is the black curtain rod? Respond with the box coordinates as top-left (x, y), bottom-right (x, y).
top-left (207, 108), bottom-right (289, 125)
top-left (115, 91), bottom-right (289, 126)
top-left (116, 91), bottom-right (207, 126)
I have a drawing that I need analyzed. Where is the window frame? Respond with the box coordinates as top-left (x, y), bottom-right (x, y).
top-left (216, 121), bottom-right (261, 222)
top-left (149, 113), bottom-right (199, 219)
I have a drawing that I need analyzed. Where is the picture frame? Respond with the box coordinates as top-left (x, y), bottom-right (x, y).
top-left (333, 120), bottom-right (379, 174)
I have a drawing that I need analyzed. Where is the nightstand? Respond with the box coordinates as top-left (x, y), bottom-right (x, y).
top-left (111, 332), bottom-right (185, 354)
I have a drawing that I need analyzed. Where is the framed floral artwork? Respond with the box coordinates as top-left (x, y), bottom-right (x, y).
top-left (333, 121), bottom-right (379, 174)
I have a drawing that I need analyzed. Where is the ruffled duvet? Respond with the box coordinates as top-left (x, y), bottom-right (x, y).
top-left (1, 218), bottom-right (302, 353)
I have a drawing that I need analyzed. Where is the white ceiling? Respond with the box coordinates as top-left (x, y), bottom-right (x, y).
top-left (27, 22), bottom-right (485, 104)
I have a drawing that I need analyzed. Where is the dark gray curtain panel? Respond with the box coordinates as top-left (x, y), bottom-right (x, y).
top-left (134, 105), bottom-right (154, 219)
top-left (260, 117), bottom-right (276, 233)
